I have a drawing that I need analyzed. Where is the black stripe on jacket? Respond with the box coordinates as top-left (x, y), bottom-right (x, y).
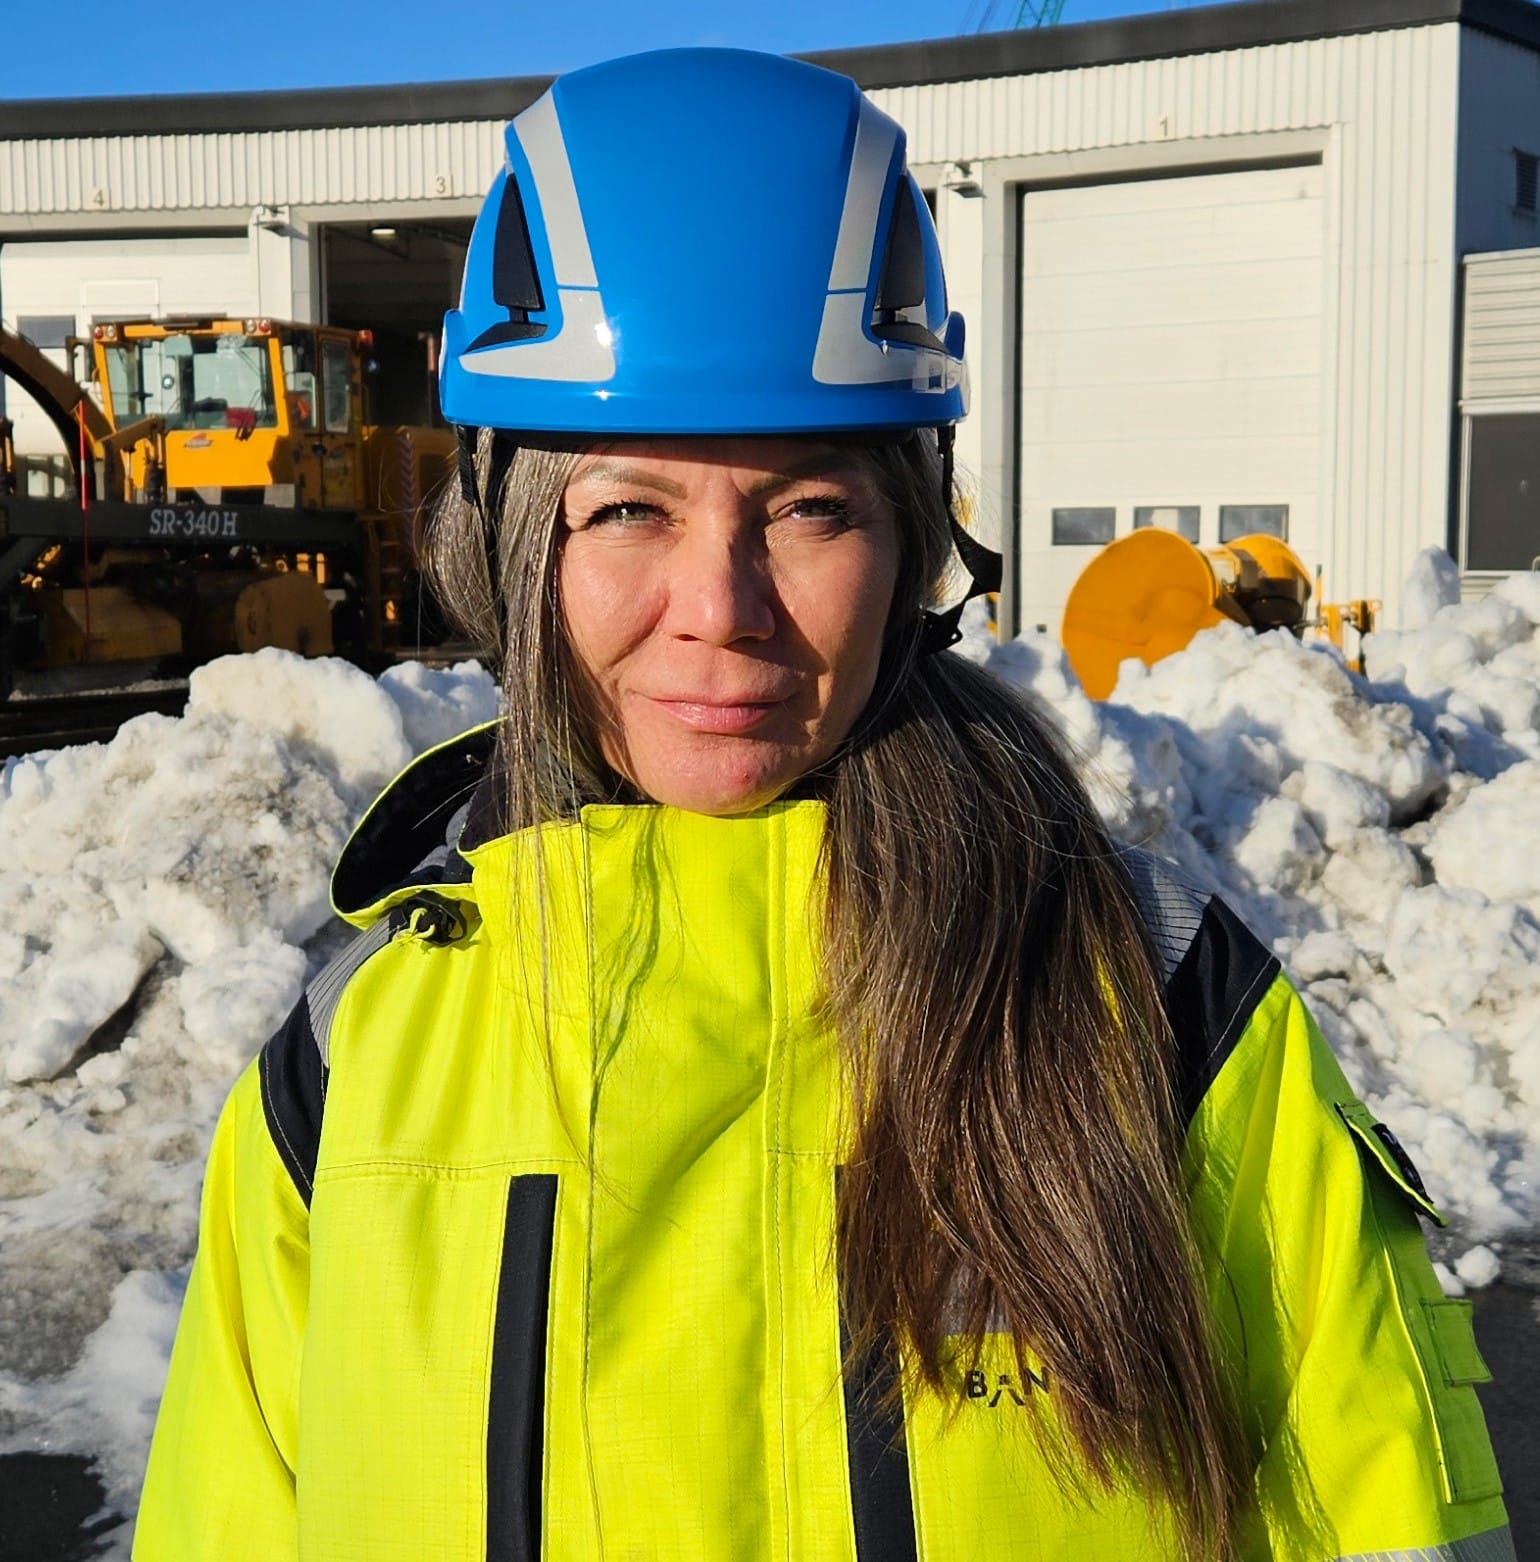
top-left (488, 1175), bottom-right (558, 1562)
top-left (837, 1160), bottom-right (919, 1562)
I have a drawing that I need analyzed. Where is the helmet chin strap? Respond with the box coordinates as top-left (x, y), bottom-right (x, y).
top-left (456, 424), bottom-right (514, 662)
top-left (917, 426), bottom-right (1004, 656)
top-left (457, 422), bottom-right (1001, 664)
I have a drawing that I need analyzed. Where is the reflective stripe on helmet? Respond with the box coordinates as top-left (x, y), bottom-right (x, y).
top-left (518, 92), bottom-right (598, 291)
top-left (458, 93), bottom-right (615, 385)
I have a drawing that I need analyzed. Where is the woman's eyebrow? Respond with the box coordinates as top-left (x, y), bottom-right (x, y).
top-left (570, 460), bottom-right (688, 497)
top-left (745, 452), bottom-right (863, 496)
top-left (571, 451), bottom-right (863, 500)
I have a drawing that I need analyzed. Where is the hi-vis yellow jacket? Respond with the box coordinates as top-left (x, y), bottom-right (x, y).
top-left (135, 726), bottom-right (1513, 1561)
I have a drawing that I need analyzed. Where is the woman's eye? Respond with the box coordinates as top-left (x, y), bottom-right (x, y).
top-left (779, 494), bottom-right (852, 527)
top-left (582, 500), bottom-right (664, 529)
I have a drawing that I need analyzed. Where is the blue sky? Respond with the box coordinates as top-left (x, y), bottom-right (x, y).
top-left (10, 0), bottom-right (1215, 99)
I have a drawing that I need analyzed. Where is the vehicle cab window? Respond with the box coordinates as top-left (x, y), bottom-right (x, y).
top-left (282, 332), bottom-right (319, 431)
top-left (321, 337), bottom-right (353, 433)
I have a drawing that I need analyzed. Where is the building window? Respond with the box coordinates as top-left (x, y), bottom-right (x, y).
top-left (1219, 505), bottom-right (1289, 542)
top-left (16, 315), bottom-right (77, 350)
top-left (1467, 412), bottom-right (1540, 571)
top-left (1134, 505), bottom-right (1200, 544)
top-left (1517, 150), bottom-right (1539, 215)
top-left (1052, 507), bottom-right (1116, 545)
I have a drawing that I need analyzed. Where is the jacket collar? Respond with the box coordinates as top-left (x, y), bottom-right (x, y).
top-left (329, 720), bottom-right (833, 937)
top-left (330, 722), bottom-right (499, 926)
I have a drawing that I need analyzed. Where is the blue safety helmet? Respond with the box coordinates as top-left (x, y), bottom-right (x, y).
top-left (440, 48), bottom-right (967, 436)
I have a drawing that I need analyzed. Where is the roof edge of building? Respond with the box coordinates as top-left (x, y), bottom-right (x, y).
top-left (1, 0), bottom-right (1536, 140)
top-left (0, 75), bottom-right (554, 141)
top-left (811, 0), bottom-right (1539, 88)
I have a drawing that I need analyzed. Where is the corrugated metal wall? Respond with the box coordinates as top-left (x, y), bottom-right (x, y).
top-left (0, 121), bottom-right (504, 216)
top-left (1463, 250), bottom-right (1540, 403)
top-left (875, 37), bottom-right (1350, 158)
top-left (870, 24), bottom-right (1464, 626)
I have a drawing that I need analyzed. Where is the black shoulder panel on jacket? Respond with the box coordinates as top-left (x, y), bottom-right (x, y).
top-left (259, 999), bottom-right (326, 1209)
top-left (1120, 849), bottom-right (1281, 1127)
top-left (1166, 897), bottom-right (1281, 1124)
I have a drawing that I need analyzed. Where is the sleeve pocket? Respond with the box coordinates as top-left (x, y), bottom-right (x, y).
top-left (1335, 1099), bottom-right (1446, 1227)
top-left (1418, 1298), bottom-right (1504, 1504)
top-left (1424, 1298), bottom-right (1493, 1388)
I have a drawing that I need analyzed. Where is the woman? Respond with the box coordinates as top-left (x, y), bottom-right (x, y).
top-left (136, 48), bottom-right (1510, 1561)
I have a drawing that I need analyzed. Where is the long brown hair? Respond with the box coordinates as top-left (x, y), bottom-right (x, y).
top-left (425, 430), bottom-right (1251, 1554)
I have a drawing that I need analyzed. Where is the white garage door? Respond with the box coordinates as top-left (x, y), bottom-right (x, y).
top-left (1015, 162), bottom-right (1324, 635)
top-left (1, 236), bottom-right (253, 461)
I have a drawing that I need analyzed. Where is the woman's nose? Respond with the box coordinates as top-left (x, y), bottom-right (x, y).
top-left (666, 519), bottom-right (777, 646)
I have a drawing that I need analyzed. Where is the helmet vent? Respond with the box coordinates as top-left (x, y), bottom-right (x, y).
top-left (872, 179), bottom-right (942, 350)
top-left (470, 174), bottom-right (549, 349)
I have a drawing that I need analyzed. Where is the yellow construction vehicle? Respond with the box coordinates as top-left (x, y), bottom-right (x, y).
top-left (0, 318), bottom-right (455, 693)
top-left (1061, 528), bottom-right (1378, 699)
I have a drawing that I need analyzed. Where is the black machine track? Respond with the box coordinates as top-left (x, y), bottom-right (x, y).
top-left (0, 687), bottom-right (190, 761)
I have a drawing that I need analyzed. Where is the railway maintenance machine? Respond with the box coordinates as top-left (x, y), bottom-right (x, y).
top-left (0, 317), bottom-right (456, 698)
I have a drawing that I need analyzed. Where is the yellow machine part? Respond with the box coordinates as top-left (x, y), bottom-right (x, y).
top-left (1209, 533), bottom-right (1315, 630)
top-left (0, 326), bottom-right (114, 448)
top-left (363, 424), bottom-right (457, 532)
top-left (189, 569), bottom-right (334, 658)
top-left (1062, 530), bottom-right (1313, 699)
top-left (37, 586), bottom-right (183, 666)
top-left (360, 424), bottom-right (458, 645)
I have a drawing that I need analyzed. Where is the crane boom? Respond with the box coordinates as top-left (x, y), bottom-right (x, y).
top-left (966, 0), bottom-right (1065, 33)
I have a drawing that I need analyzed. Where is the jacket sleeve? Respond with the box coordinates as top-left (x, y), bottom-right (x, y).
top-left (1182, 961), bottom-right (1513, 1561)
top-left (133, 1009), bottom-right (315, 1560)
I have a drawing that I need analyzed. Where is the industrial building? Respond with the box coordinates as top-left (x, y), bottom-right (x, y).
top-left (1, 0), bottom-right (1538, 632)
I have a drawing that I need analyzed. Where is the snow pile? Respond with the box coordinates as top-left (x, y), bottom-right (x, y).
top-left (1400, 543), bottom-right (1464, 630)
top-left (0, 651), bottom-right (497, 1548)
top-left (959, 552), bottom-right (1540, 1245)
top-left (0, 651), bottom-right (495, 1086)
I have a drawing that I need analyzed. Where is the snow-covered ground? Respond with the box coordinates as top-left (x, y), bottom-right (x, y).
top-left (1, 549), bottom-right (1537, 1549)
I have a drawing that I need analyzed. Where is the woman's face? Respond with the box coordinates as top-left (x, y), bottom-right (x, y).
top-left (559, 437), bottom-right (900, 815)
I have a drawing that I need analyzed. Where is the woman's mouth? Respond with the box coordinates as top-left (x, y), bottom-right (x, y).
top-left (647, 697), bottom-right (788, 734)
